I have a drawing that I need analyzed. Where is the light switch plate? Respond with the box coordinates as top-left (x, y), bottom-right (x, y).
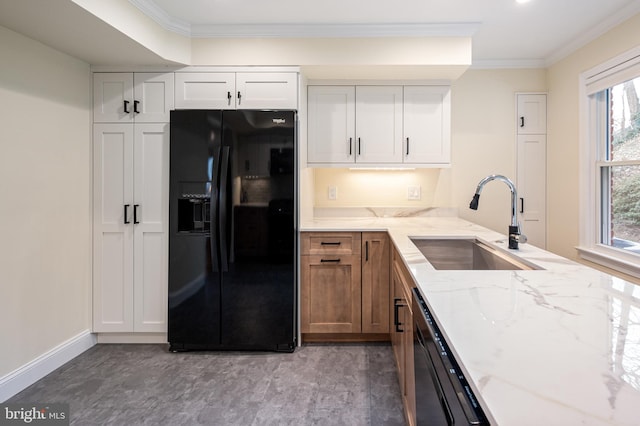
top-left (407, 186), bottom-right (421, 200)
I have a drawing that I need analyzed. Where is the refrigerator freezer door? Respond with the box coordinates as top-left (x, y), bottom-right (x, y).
top-left (168, 110), bottom-right (222, 350)
top-left (220, 110), bottom-right (296, 351)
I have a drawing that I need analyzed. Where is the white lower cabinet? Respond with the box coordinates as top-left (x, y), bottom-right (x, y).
top-left (93, 123), bottom-right (169, 333)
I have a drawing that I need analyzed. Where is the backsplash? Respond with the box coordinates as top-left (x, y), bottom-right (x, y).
top-left (313, 168), bottom-right (452, 208)
top-left (313, 207), bottom-right (458, 218)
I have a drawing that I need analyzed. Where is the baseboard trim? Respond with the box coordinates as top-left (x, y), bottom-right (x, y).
top-left (0, 330), bottom-right (96, 402)
top-left (96, 332), bottom-right (167, 344)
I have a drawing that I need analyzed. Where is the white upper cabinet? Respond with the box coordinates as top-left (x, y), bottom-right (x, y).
top-left (517, 93), bottom-right (547, 134)
top-left (93, 73), bottom-right (174, 123)
top-left (174, 72), bottom-right (236, 109)
top-left (307, 85), bottom-right (451, 167)
top-left (307, 86), bottom-right (356, 164)
top-left (403, 86), bottom-right (451, 164)
top-left (175, 72), bottom-right (298, 110)
top-left (355, 86), bottom-right (403, 164)
top-left (236, 72), bottom-right (298, 109)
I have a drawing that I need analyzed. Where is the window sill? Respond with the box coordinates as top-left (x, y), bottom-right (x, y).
top-left (576, 245), bottom-right (640, 279)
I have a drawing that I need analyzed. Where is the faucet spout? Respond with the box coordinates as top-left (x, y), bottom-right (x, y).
top-left (469, 174), bottom-right (523, 249)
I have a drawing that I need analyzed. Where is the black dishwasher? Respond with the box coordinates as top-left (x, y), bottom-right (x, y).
top-left (412, 288), bottom-right (490, 425)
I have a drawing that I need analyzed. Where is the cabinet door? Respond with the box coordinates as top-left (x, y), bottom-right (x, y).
top-left (403, 86), bottom-right (451, 164)
top-left (93, 73), bottom-right (134, 123)
top-left (307, 86), bottom-right (356, 164)
top-left (362, 232), bottom-right (390, 333)
top-left (301, 254), bottom-right (362, 333)
top-left (390, 262), bottom-right (406, 384)
top-left (132, 124), bottom-right (169, 332)
top-left (174, 72), bottom-right (235, 109)
top-left (517, 94), bottom-right (547, 134)
top-left (133, 73), bottom-right (174, 123)
top-left (355, 86), bottom-right (403, 163)
top-left (517, 134), bottom-right (547, 248)
top-left (236, 72), bottom-right (298, 110)
top-left (93, 124), bottom-right (134, 332)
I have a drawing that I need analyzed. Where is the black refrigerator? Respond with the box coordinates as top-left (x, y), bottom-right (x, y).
top-left (168, 109), bottom-right (297, 352)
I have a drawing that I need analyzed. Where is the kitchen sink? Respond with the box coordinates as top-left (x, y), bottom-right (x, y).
top-left (410, 237), bottom-right (542, 271)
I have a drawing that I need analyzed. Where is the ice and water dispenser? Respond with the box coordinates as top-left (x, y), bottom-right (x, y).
top-left (177, 181), bottom-right (212, 233)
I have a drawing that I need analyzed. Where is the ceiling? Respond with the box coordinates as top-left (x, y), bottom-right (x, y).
top-left (0, 0), bottom-right (639, 67)
top-left (134, 0), bottom-right (640, 66)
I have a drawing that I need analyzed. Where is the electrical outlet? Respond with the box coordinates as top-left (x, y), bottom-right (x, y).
top-left (407, 186), bottom-right (421, 200)
top-left (328, 186), bottom-right (337, 200)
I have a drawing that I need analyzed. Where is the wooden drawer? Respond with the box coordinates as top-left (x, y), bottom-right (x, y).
top-left (301, 232), bottom-right (361, 255)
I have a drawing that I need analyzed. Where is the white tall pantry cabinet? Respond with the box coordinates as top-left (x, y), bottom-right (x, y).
top-left (92, 72), bottom-right (173, 335)
top-left (516, 93), bottom-right (547, 249)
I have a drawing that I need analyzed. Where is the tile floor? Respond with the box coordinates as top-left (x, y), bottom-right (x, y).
top-left (8, 343), bottom-right (405, 425)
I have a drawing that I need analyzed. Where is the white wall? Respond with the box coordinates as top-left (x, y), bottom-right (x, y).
top-left (0, 26), bottom-right (92, 378)
top-left (452, 69), bottom-right (546, 234)
top-left (547, 13), bottom-right (640, 272)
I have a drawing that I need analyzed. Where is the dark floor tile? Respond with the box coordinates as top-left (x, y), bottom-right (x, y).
top-left (8, 343), bottom-right (405, 426)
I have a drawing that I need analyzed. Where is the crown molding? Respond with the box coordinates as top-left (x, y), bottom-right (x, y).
top-left (190, 22), bottom-right (480, 38)
top-left (128, 0), bottom-right (479, 38)
top-left (128, 0), bottom-right (191, 36)
top-left (471, 58), bottom-right (546, 69)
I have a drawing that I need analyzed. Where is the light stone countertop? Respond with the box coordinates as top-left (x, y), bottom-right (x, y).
top-left (301, 214), bottom-right (640, 425)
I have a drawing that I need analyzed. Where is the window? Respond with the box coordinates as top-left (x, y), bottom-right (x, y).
top-left (580, 48), bottom-right (640, 278)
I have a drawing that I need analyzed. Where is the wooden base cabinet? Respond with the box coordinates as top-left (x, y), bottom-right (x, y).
top-left (300, 232), bottom-right (390, 339)
top-left (391, 245), bottom-right (416, 426)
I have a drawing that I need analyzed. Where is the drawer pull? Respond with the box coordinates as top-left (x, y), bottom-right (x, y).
top-left (320, 258), bottom-right (341, 263)
top-left (320, 242), bottom-right (341, 246)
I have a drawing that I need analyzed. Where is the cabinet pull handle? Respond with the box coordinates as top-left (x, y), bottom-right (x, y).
top-left (394, 298), bottom-right (404, 332)
top-left (227, 91), bottom-right (232, 105)
top-left (349, 138), bottom-right (352, 156)
top-left (320, 241), bottom-right (341, 246)
top-left (358, 138), bottom-right (361, 156)
top-left (365, 241), bottom-right (369, 261)
top-left (406, 137), bottom-right (410, 156)
top-left (134, 100), bottom-right (140, 114)
top-left (133, 204), bottom-right (140, 224)
top-left (237, 91), bottom-right (242, 105)
top-left (520, 197), bottom-right (524, 213)
top-left (320, 258), bottom-right (341, 263)
top-left (124, 204), bottom-right (130, 224)
top-left (520, 116), bottom-right (525, 127)
top-left (123, 100), bottom-right (130, 114)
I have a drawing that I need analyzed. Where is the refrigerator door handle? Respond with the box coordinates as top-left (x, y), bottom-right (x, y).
top-left (218, 146), bottom-right (231, 272)
top-left (209, 147), bottom-right (222, 273)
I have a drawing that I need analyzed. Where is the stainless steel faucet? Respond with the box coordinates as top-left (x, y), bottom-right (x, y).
top-left (469, 174), bottom-right (525, 249)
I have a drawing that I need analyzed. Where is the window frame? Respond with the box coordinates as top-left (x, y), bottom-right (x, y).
top-left (578, 46), bottom-right (640, 279)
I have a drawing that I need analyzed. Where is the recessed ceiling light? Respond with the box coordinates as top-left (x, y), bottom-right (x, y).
top-left (516, 0), bottom-right (532, 3)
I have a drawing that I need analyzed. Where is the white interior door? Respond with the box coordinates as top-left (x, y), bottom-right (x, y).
top-left (93, 124), bottom-right (134, 332)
